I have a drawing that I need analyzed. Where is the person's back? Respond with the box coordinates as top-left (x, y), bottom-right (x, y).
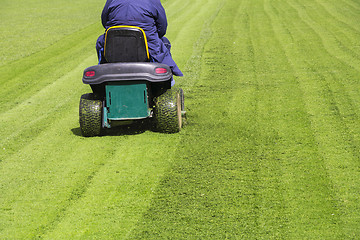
top-left (97, 0), bottom-right (183, 77)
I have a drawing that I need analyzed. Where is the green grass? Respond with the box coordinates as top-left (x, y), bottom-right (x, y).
top-left (0, 0), bottom-right (103, 65)
top-left (1, 0), bottom-right (360, 239)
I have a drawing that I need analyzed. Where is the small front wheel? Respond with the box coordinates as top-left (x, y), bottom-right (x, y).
top-left (79, 93), bottom-right (103, 137)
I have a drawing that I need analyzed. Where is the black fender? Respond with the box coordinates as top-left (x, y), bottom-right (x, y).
top-left (82, 62), bottom-right (173, 85)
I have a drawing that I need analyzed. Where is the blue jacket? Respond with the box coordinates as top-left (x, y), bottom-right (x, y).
top-left (99, 0), bottom-right (183, 76)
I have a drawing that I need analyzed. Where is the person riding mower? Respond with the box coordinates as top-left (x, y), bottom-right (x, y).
top-left (79, 25), bottom-right (185, 137)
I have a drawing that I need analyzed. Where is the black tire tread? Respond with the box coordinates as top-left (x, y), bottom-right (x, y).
top-left (154, 89), bottom-right (181, 133)
top-left (79, 93), bottom-right (103, 137)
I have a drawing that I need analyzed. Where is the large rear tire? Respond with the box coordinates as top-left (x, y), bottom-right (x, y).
top-left (154, 89), bottom-right (182, 133)
top-left (79, 93), bottom-right (103, 137)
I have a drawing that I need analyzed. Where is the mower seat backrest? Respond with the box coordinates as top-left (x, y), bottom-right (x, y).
top-left (104, 26), bottom-right (150, 63)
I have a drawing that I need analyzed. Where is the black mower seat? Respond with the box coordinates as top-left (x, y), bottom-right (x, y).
top-left (104, 26), bottom-right (150, 63)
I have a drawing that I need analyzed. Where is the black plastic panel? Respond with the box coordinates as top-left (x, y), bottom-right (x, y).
top-left (82, 62), bottom-right (172, 85)
top-left (104, 27), bottom-right (149, 63)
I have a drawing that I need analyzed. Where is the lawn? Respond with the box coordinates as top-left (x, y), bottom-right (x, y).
top-left (1, 0), bottom-right (360, 239)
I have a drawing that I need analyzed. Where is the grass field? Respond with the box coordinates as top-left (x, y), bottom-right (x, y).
top-left (1, 0), bottom-right (360, 239)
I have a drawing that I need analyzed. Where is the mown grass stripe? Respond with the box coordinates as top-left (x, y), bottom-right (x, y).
top-left (0, 80), bottom-right (181, 239)
top-left (0, 24), bottom-right (102, 112)
top-left (129, 0), bottom-right (360, 238)
top-left (0, 0), bottom-right (103, 65)
top-left (298, 64), bottom-right (360, 238)
top-left (166, 0), bottom-right (224, 78)
top-left (175, 1), bottom-right (225, 92)
top-left (287, 0), bottom-right (360, 72)
top-left (40, 133), bottom-right (181, 239)
top-left (337, 0), bottom-right (360, 12)
top-left (314, 0), bottom-right (360, 34)
top-left (1, 0), bottom-right (218, 238)
top-left (129, 0), bottom-right (289, 238)
top-left (162, 0), bottom-right (192, 24)
top-left (243, 1), bottom-right (296, 238)
top-left (0, 110), bottom-right (106, 238)
top-left (1, 0), bottom-right (360, 238)
top-left (234, 1), bottom-right (318, 237)
top-left (0, 55), bottom-right (92, 161)
top-left (265, 0), bottom-right (360, 237)
top-left (301, 0), bottom-right (360, 63)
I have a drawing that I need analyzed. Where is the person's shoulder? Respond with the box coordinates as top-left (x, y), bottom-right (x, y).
top-left (149, 0), bottom-right (164, 11)
top-left (148, 0), bottom-right (163, 6)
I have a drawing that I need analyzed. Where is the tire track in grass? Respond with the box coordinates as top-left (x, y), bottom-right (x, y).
top-left (228, 1), bottom-right (270, 237)
top-left (297, 67), bottom-right (360, 238)
top-left (35, 133), bottom-right (176, 239)
top-left (0, 26), bottom-right (134, 238)
top-left (300, 68), bottom-right (360, 238)
top-left (312, 9), bottom-right (360, 61)
top-left (0, 112), bottom-right (107, 238)
top-left (33, 165), bottom-right (102, 238)
top-left (298, 47), bottom-right (360, 237)
top-left (165, 0), bottom-right (204, 41)
top-left (0, 23), bottom-right (103, 163)
top-left (175, 1), bottom-right (225, 93)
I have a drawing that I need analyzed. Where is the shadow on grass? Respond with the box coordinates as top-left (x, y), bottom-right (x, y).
top-left (71, 120), bottom-right (155, 137)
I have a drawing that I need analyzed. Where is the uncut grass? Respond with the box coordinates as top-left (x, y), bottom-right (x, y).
top-left (131, 0), bottom-right (360, 238)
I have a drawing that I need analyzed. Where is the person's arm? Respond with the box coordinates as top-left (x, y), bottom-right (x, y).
top-left (101, 0), bottom-right (112, 28)
top-left (154, 0), bottom-right (168, 38)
